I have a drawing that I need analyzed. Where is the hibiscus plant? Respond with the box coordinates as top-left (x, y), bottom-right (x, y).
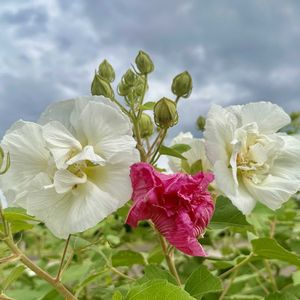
top-left (1, 51), bottom-right (300, 300)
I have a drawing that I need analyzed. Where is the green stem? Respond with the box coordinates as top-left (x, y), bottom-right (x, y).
top-left (220, 253), bottom-right (254, 279)
top-left (56, 235), bottom-right (71, 281)
top-left (3, 237), bottom-right (77, 300)
top-left (264, 260), bottom-right (278, 291)
top-left (111, 97), bottom-right (130, 116)
top-left (149, 129), bottom-right (167, 164)
top-left (158, 234), bottom-right (181, 286)
top-left (219, 270), bottom-right (238, 300)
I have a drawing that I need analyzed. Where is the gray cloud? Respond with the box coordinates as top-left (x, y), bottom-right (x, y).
top-left (1, 0), bottom-right (300, 138)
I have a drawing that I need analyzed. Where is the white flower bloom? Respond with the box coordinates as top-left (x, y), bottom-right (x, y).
top-left (168, 132), bottom-right (211, 172)
top-left (204, 102), bottom-right (300, 214)
top-left (0, 96), bottom-right (139, 238)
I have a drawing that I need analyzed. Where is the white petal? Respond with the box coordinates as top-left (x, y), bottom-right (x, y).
top-left (79, 101), bottom-right (137, 160)
top-left (0, 121), bottom-right (51, 194)
top-left (85, 162), bottom-right (132, 203)
top-left (54, 169), bottom-right (87, 193)
top-left (230, 180), bottom-right (257, 214)
top-left (67, 145), bottom-right (106, 165)
top-left (230, 102), bottom-right (290, 134)
top-left (27, 179), bottom-right (120, 239)
top-left (43, 121), bottom-right (82, 168)
top-left (204, 105), bottom-right (237, 165)
top-left (213, 160), bottom-right (237, 198)
top-left (271, 134), bottom-right (300, 180)
top-left (244, 175), bottom-right (300, 210)
top-left (168, 132), bottom-right (211, 172)
top-left (79, 101), bottom-right (132, 142)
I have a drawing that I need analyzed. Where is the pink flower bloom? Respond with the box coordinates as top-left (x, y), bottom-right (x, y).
top-left (126, 162), bottom-right (215, 256)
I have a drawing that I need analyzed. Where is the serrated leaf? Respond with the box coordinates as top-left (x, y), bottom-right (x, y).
top-left (209, 196), bottom-right (251, 229)
top-left (171, 144), bottom-right (191, 153)
top-left (2, 265), bottom-right (26, 291)
top-left (140, 102), bottom-right (156, 111)
top-left (159, 145), bottom-right (187, 160)
top-left (251, 238), bottom-right (300, 266)
top-left (112, 250), bottom-right (145, 267)
top-left (138, 265), bottom-right (177, 285)
top-left (184, 265), bottom-right (222, 299)
top-left (126, 279), bottom-right (195, 300)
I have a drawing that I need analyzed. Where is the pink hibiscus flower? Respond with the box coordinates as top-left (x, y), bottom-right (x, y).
top-left (126, 162), bottom-right (215, 256)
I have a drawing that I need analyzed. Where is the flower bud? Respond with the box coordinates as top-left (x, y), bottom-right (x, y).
top-left (154, 97), bottom-right (178, 128)
top-left (197, 116), bottom-right (206, 131)
top-left (138, 113), bottom-right (154, 138)
top-left (135, 51), bottom-right (154, 75)
top-left (171, 71), bottom-right (193, 98)
top-left (117, 81), bottom-right (130, 96)
top-left (91, 74), bottom-right (114, 98)
top-left (98, 59), bottom-right (115, 83)
top-left (0, 146), bottom-right (4, 169)
top-left (123, 69), bottom-right (137, 86)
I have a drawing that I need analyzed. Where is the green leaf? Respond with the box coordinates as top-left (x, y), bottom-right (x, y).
top-left (4, 208), bottom-right (37, 223)
top-left (140, 101), bottom-right (156, 111)
top-left (184, 265), bottom-right (222, 299)
top-left (159, 145), bottom-right (187, 160)
top-left (2, 265), bottom-right (26, 291)
top-left (126, 279), bottom-right (195, 300)
top-left (112, 250), bottom-right (145, 267)
top-left (138, 265), bottom-right (177, 285)
top-left (251, 238), bottom-right (300, 266)
top-left (171, 144), bottom-right (191, 153)
top-left (190, 160), bottom-right (203, 175)
top-left (209, 196), bottom-right (251, 229)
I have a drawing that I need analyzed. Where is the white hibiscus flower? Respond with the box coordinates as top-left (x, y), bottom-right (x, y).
top-left (204, 102), bottom-right (300, 214)
top-left (168, 132), bottom-right (211, 173)
top-left (0, 96), bottom-right (139, 238)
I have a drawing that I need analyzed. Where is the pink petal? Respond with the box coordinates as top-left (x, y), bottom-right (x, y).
top-left (152, 209), bottom-right (207, 256)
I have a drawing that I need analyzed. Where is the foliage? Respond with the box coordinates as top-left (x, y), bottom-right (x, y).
top-left (1, 51), bottom-right (300, 300)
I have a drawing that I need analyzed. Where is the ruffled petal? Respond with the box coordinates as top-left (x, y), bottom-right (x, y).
top-left (229, 102), bottom-right (290, 134)
top-left (204, 105), bottom-right (237, 165)
top-left (244, 174), bottom-right (300, 210)
top-left (153, 209), bottom-right (206, 256)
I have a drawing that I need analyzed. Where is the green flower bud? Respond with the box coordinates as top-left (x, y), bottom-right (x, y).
top-left (171, 71), bottom-right (193, 98)
top-left (117, 81), bottom-right (130, 96)
top-left (197, 116), bottom-right (206, 131)
top-left (0, 146), bottom-right (4, 169)
top-left (154, 97), bottom-right (178, 128)
top-left (98, 59), bottom-right (115, 83)
top-left (123, 69), bottom-right (137, 86)
top-left (138, 113), bottom-right (154, 138)
top-left (91, 74), bottom-right (114, 98)
top-left (135, 50), bottom-right (154, 75)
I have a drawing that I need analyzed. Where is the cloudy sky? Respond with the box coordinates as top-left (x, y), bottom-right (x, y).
top-left (1, 0), bottom-right (300, 138)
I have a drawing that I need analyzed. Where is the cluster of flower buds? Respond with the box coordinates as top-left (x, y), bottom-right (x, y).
top-left (117, 51), bottom-right (154, 105)
top-left (91, 59), bottom-right (115, 98)
top-left (0, 146), bottom-right (10, 175)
